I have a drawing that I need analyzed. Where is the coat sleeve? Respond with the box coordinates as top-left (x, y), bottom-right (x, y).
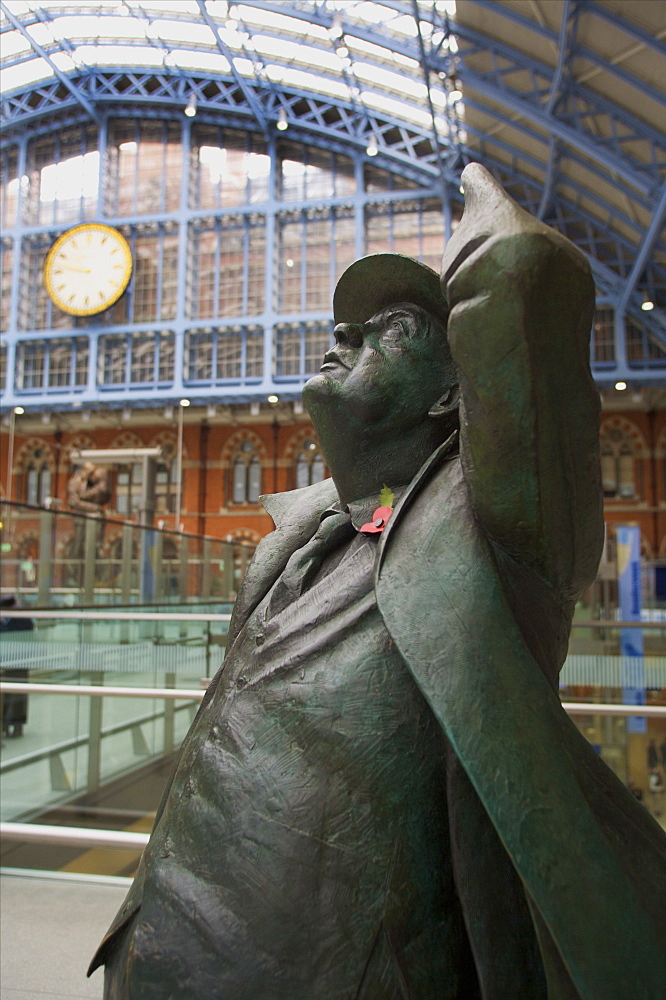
top-left (441, 163), bottom-right (603, 600)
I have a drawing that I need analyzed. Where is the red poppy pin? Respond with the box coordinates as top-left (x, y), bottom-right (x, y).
top-left (360, 486), bottom-right (395, 535)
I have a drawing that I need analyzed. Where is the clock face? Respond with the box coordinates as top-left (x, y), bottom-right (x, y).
top-left (44, 223), bottom-right (133, 316)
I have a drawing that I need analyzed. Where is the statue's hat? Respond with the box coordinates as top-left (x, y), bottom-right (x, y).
top-left (333, 253), bottom-right (448, 327)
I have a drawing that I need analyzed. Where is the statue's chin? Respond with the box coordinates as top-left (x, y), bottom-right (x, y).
top-left (302, 372), bottom-right (341, 409)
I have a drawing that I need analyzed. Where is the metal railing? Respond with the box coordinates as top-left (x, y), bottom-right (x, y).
top-left (1, 693), bottom-right (664, 856)
top-left (2, 609), bottom-right (665, 864)
top-left (0, 499), bottom-right (255, 607)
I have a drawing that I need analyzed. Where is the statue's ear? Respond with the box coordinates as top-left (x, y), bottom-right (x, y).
top-left (428, 384), bottom-right (460, 419)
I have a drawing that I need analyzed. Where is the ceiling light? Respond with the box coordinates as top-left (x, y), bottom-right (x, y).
top-left (286, 258), bottom-right (295, 268)
top-left (615, 381), bottom-right (627, 391)
top-left (641, 293), bottom-right (654, 311)
top-left (184, 94), bottom-right (197, 118)
top-left (277, 107), bottom-right (288, 131)
top-left (180, 398), bottom-right (191, 407)
top-left (329, 13), bottom-right (343, 39)
top-left (366, 134), bottom-right (378, 157)
top-left (449, 89), bottom-right (462, 102)
top-left (267, 394), bottom-right (279, 403)
top-left (13, 406), bottom-right (24, 415)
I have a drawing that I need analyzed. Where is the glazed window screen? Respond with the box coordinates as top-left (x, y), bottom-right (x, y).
top-left (188, 219), bottom-right (266, 319)
top-left (98, 334), bottom-right (126, 385)
top-left (192, 126), bottom-right (269, 210)
top-left (48, 339), bottom-right (74, 387)
top-left (278, 209), bottom-right (355, 313)
top-left (274, 322), bottom-right (332, 378)
top-left (278, 143), bottom-right (355, 201)
top-left (73, 337), bottom-right (89, 386)
top-left (1, 240), bottom-right (13, 333)
top-left (365, 199), bottom-right (444, 272)
top-left (184, 328), bottom-right (263, 383)
top-left (19, 237), bottom-right (75, 331)
top-left (0, 146), bottom-right (19, 230)
top-left (16, 340), bottom-right (46, 389)
top-left (217, 331), bottom-right (242, 380)
top-left (626, 318), bottom-right (666, 366)
top-left (185, 331), bottom-right (214, 382)
top-left (157, 332), bottom-right (175, 383)
top-left (592, 309), bottom-right (615, 365)
top-left (132, 225), bottom-right (179, 323)
top-left (15, 337), bottom-right (88, 390)
top-left (23, 125), bottom-right (98, 226)
top-left (107, 120), bottom-right (181, 216)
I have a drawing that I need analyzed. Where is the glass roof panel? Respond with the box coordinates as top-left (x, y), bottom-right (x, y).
top-left (0, 1), bottom-right (457, 137)
top-left (1, 31), bottom-right (31, 58)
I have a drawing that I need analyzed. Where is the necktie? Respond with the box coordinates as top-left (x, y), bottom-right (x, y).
top-left (266, 510), bottom-right (355, 619)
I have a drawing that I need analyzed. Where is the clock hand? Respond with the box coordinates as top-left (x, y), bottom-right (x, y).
top-left (57, 263), bottom-right (92, 274)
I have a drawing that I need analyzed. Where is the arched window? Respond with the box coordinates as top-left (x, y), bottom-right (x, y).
top-left (600, 422), bottom-right (645, 500)
top-left (22, 448), bottom-right (51, 505)
top-left (115, 462), bottom-right (142, 516)
top-left (295, 437), bottom-right (326, 489)
top-left (231, 441), bottom-right (261, 504)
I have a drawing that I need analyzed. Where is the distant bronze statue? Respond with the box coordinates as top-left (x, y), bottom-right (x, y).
top-left (67, 462), bottom-right (110, 582)
top-left (67, 462), bottom-right (110, 515)
top-left (90, 165), bottom-right (666, 999)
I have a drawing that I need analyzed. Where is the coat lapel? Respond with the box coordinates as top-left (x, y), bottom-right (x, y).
top-left (225, 476), bottom-right (339, 652)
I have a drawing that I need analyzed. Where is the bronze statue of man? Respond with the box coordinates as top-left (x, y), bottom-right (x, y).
top-left (90, 164), bottom-right (666, 999)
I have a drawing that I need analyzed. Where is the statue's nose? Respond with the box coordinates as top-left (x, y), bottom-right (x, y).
top-left (333, 322), bottom-right (364, 349)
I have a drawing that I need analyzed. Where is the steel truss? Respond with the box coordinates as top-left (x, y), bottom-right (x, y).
top-left (0, 0), bottom-right (664, 399)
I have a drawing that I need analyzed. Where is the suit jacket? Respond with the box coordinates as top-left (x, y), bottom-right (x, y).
top-left (92, 165), bottom-right (666, 998)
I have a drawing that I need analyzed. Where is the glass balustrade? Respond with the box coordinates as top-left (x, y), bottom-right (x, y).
top-left (1, 607), bottom-right (665, 876)
top-left (0, 500), bottom-right (254, 608)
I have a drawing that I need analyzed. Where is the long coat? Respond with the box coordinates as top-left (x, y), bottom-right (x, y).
top-left (92, 165), bottom-right (666, 998)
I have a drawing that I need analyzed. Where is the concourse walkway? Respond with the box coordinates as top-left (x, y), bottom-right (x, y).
top-left (0, 868), bottom-right (129, 999)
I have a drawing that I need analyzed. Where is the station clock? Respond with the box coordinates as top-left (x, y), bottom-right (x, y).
top-left (43, 222), bottom-right (133, 316)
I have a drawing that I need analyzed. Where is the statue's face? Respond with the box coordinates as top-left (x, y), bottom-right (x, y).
top-left (304, 303), bottom-right (450, 439)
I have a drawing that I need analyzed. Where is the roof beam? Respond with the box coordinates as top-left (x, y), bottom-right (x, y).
top-left (196, 0), bottom-right (269, 135)
top-left (617, 182), bottom-right (666, 314)
top-left (463, 0), bottom-right (665, 105)
top-left (584, 1), bottom-right (666, 58)
top-left (537, 0), bottom-right (578, 219)
top-left (0, 1), bottom-right (98, 123)
top-left (453, 68), bottom-right (653, 198)
top-left (411, 0), bottom-right (453, 191)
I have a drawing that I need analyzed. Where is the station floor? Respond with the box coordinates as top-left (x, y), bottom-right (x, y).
top-left (0, 868), bottom-right (130, 999)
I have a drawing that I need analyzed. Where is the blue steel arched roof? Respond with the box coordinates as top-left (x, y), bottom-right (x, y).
top-left (1, 0), bottom-right (665, 364)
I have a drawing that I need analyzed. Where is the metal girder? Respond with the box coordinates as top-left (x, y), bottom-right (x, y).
top-left (463, 0), bottom-right (666, 107)
top-left (536, 0), bottom-right (577, 219)
top-left (1, 65), bottom-right (663, 308)
top-left (0, 0), bottom-right (98, 123)
top-left (411, 0), bottom-right (448, 196)
top-left (446, 23), bottom-right (663, 197)
top-left (196, 0), bottom-right (270, 135)
top-left (617, 183), bottom-right (666, 314)
top-left (584, 1), bottom-right (666, 59)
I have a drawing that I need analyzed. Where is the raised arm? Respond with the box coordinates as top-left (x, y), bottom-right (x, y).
top-left (441, 164), bottom-right (603, 599)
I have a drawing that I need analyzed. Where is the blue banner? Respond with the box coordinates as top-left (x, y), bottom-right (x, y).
top-left (616, 525), bottom-right (645, 733)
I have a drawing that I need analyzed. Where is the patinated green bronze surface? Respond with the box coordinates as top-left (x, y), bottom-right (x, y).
top-left (91, 164), bottom-right (666, 999)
